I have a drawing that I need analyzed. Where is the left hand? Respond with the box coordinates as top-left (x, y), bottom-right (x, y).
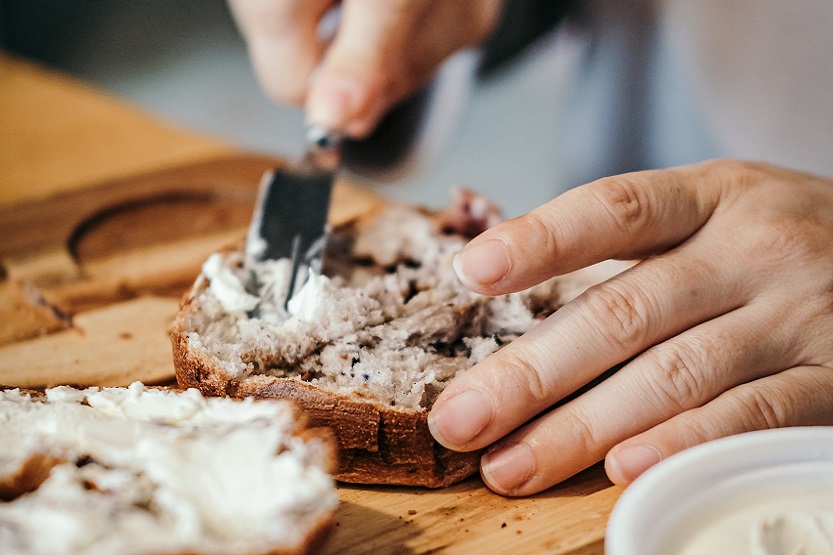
top-left (427, 159), bottom-right (833, 496)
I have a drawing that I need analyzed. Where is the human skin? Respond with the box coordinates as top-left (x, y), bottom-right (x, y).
top-left (227, 0), bottom-right (501, 138)
top-left (427, 160), bottom-right (833, 496)
top-left (229, 1), bottom-right (833, 496)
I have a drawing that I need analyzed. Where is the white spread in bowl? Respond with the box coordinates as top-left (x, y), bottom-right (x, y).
top-left (606, 428), bottom-right (833, 555)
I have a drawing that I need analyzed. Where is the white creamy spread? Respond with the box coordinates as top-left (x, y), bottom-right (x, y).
top-left (755, 511), bottom-right (833, 555)
top-left (670, 489), bottom-right (833, 555)
top-left (202, 250), bottom-right (343, 330)
top-left (182, 205), bottom-right (632, 408)
top-left (201, 253), bottom-right (259, 314)
top-left (0, 383), bottom-right (337, 555)
top-left (285, 271), bottom-right (341, 326)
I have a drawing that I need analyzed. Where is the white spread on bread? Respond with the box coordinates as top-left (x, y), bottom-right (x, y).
top-left (0, 383), bottom-right (336, 555)
top-left (181, 204), bottom-right (629, 411)
top-left (201, 253), bottom-right (259, 315)
top-left (285, 271), bottom-right (344, 329)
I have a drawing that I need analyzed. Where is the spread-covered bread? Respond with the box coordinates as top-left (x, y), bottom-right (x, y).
top-left (172, 195), bottom-right (625, 487)
top-left (0, 383), bottom-right (337, 555)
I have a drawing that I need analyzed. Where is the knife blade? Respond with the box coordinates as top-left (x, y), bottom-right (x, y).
top-left (244, 49), bottom-right (476, 307)
top-left (246, 125), bottom-right (340, 305)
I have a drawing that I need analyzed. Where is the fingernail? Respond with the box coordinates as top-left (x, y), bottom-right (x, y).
top-left (453, 239), bottom-right (511, 288)
top-left (609, 445), bottom-right (661, 484)
top-left (428, 389), bottom-right (493, 449)
top-left (481, 442), bottom-right (535, 494)
top-left (307, 72), bottom-right (366, 130)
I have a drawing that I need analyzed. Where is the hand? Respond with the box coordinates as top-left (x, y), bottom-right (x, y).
top-left (428, 159), bottom-right (833, 496)
top-left (228, 0), bottom-right (501, 138)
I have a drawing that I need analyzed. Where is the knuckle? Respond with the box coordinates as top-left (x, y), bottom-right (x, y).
top-left (561, 409), bottom-right (601, 456)
top-left (592, 175), bottom-right (652, 235)
top-left (705, 160), bottom-right (826, 268)
top-left (580, 282), bottom-right (649, 351)
top-left (739, 221), bottom-right (782, 261)
top-left (517, 210), bottom-right (559, 256)
top-left (496, 349), bottom-right (550, 406)
top-left (733, 385), bottom-right (791, 429)
top-left (643, 342), bottom-right (707, 411)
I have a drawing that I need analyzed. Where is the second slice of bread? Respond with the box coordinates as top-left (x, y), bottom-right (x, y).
top-left (0, 383), bottom-right (337, 555)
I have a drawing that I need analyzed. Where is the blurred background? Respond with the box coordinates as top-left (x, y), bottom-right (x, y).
top-left (0, 0), bottom-right (577, 218)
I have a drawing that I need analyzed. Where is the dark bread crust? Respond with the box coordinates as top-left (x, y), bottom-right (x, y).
top-left (172, 322), bottom-right (480, 488)
top-left (170, 197), bottom-right (505, 488)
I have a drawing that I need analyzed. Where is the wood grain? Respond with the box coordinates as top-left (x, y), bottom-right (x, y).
top-left (0, 155), bottom-right (383, 382)
top-left (0, 53), bottom-right (235, 206)
top-left (327, 467), bottom-right (619, 555)
top-left (0, 53), bottom-right (618, 555)
top-left (0, 155), bottom-right (619, 553)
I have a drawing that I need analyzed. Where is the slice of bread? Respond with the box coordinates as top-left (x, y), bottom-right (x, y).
top-left (0, 383), bottom-right (337, 555)
top-left (172, 195), bottom-right (626, 487)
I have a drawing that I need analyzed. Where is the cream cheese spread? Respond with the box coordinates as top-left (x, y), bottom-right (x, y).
top-left (287, 271), bottom-right (339, 322)
top-left (0, 383), bottom-right (337, 555)
top-left (670, 489), bottom-right (833, 555)
top-left (180, 204), bottom-right (632, 409)
top-left (201, 253), bottom-right (259, 315)
top-left (202, 249), bottom-right (349, 329)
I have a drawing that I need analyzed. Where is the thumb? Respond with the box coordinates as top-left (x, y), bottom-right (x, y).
top-left (305, 1), bottom-right (418, 138)
top-left (305, 0), bottom-right (500, 138)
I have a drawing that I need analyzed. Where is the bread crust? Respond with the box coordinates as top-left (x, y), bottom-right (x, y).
top-left (172, 322), bottom-right (481, 488)
top-left (170, 197), bottom-right (514, 488)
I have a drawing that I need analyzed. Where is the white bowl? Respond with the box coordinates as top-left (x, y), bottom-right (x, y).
top-left (605, 427), bottom-right (833, 555)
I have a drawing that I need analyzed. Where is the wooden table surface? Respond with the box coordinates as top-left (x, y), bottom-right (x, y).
top-left (0, 51), bottom-right (621, 554)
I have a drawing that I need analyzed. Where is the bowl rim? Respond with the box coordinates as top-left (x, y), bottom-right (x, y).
top-left (605, 426), bottom-right (833, 555)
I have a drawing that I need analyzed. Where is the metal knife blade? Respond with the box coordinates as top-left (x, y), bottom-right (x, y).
top-left (246, 126), bottom-right (340, 304)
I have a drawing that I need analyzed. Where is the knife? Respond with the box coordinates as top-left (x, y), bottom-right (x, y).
top-left (244, 90), bottom-right (433, 308)
top-left (245, 49), bottom-right (478, 306)
top-left (245, 125), bottom-right (341, 305)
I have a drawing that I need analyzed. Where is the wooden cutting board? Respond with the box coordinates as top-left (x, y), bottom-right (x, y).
top-left (0, 154), bottom-right (381, 387)
top-left (0, 154), bottom-right (619, 554)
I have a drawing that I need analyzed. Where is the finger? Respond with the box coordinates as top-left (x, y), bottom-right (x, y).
top-left (453, 162), bottom-right (725, 296)
top-left (475, 300), bottom-right (801, 496)
top-left (307, 0), bottom-right (500, 137)
top-left (428, 226), bottom-right (752, 454)
top-left (229, 0), bottom-right (333, 105)
top-left (605, 365), bottom-right (833, 487)
top-left (304, 0), bottom-right (420, 136)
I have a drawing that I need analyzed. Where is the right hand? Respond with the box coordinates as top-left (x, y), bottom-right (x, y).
top-left (228, 0), bottom-right (502, 138)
